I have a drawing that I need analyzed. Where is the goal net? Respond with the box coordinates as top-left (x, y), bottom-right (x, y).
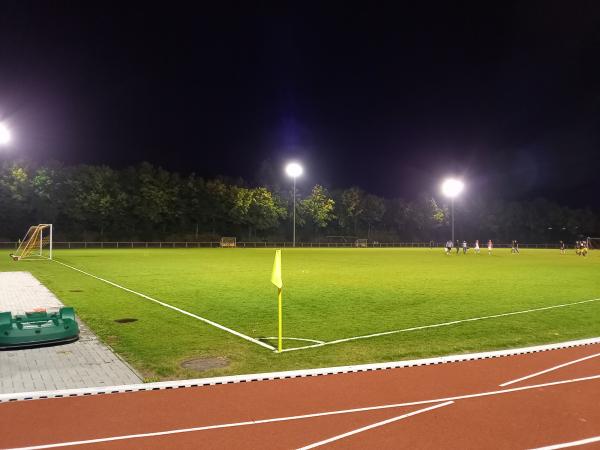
top-left (220, 237), bottom-right (236, 248)
top-left (10, 224), bottom-right (53, 261)
top-left (355, 239), bottom-right (368, 248)
top-left (587, 237), bottom-right (600, 250)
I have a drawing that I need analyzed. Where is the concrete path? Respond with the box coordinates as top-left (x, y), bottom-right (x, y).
top-left (0, 272), bottom-right (142, 394)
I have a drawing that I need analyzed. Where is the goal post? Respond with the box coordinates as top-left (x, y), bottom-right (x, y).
top-left (220, 237), bottom-right (236, 248)
top-left (10, 224), bottom-right (53, 261)
top-left (355, 239), bottom-right (368, 248)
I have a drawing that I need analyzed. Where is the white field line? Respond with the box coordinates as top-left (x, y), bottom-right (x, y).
top-left (296, 401), bottom-right (454, 450)
top-left (279, 298), bottom-right (600, 352)
top-left (530, 436), bottom-right (600, 450)
top-left (500, 352), bottom-right (600, 387)
top-left (51, 259), bottom-right (276, 351)
top-left (2, 337), bottom-right (599, 403)
top-left (5, 375), bottom-right (600, 450)
top-left (262, 336), bottom-right (325, 344)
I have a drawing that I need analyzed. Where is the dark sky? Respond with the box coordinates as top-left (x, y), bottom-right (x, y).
top-left (1, 2), bottom-right (600, 207)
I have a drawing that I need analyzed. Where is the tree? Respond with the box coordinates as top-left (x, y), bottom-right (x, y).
top-left (64, 165), bottom-right (127, 239)
top-left (203, 179), bottom-right (233, 235)
top-left (183, 174), bottom-right (208, 239)
top-left (0, 163), bottom-right (34, 238)
top-left (339, 187), bottom-right (365, 234)
top-left (300, 185), bottom-right (336, 233)
top-left (125, 163), bottom-right (180, 238)
top-left (230, 186), bottom-right (286, 238)
top-left (361, 194), bottom-right (386, 239)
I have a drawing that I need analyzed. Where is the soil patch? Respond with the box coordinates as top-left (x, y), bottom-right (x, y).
top-left (181, 357), bottom-right (229, 372)
top-left (114, 318), bottom-right (138, 324)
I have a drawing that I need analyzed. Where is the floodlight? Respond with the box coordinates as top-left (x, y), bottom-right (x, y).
top-left (441, 178), bottom-right (464, 198)
top-left (441, 177), bottom-right (464, 243)
top-left (285, 162), bottom-right (303, 178)
top-left (0, 123), bottom-right (11, 145)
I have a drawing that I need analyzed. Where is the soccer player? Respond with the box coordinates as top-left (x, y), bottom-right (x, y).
top-left (511, 240), bottom-right (520, 254)
top-left (560, 241), bottom-right (565, 254)
top-left (474, 240), bottom-right (480, 254)
top-left (455, 240), bottom-right (460, 254)
top-left (462, 240), bottom-right (468, 254)
top-left (445, 239), bottom-right (453, 255)
top-left (579, 240), bottom-right (588, 256)
top-left (487, 239), bottom-right (493, 255)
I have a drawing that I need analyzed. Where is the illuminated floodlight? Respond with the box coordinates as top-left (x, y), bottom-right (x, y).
top-left (441, 178), bottom-right (464, 243)
top-left (441, 178), bottom-right (464, 198)
top-left (0, 123), bottom-right (11, 145)
top-left (285, 162), bottom-right (303, 178)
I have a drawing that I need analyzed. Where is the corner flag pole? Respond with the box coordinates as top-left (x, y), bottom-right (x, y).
top-left (277, 287), bottom-right (283, 352)
top-left (271, 249), bottom-right (283, 352)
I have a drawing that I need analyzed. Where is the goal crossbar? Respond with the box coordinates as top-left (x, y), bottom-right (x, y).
top-left (11, 224), bottom-right (53, 261)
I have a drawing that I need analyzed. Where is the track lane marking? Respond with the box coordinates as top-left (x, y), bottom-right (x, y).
top-left (500, 352), bottom-right (600, 387)
top-left (51, 258), bottom-right (276, 351)
top-left (279, 297), bottom-right (600, 352)
top-left (5, 374), bottom-right (600, 450)
top-left (296, 401), bottom-right (454, 449)
top-left (530, 435), bottom-right (600, 449)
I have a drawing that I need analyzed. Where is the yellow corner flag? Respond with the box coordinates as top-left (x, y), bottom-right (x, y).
top-left (271, 249), bottom-right (283, 352)
top-left (271, 249), bottom-right (283, 289)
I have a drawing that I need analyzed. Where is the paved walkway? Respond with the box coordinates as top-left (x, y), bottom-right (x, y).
top-left (0, 272), bottom-right (142, 394)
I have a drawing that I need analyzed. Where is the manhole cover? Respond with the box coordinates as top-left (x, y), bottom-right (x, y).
top-left (69, 289), bottom-right (84, 292)
top-left (181, 357), bottom-right (229, 372)
top-left (114, 318), bottom-right (138, 324)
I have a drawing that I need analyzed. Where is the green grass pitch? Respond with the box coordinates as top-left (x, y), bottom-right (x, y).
top-left (1, 248), bottom-right (599, 381)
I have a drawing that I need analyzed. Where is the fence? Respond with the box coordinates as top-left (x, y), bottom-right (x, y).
top-left (0, 241), bottom-right (568, 249)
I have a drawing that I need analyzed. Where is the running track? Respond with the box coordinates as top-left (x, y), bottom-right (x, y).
top-left (1, 342), bottom-right (599, 449)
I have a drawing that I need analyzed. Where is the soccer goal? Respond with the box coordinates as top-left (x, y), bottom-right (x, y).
top-left (587, 237), bottom-right (600, 250)
top-left (10, 224), bottom-right (53, 261)
top-left (220, 237), bottom-right (237, 248)
top-left (355, 239), bottom-right (368, 248)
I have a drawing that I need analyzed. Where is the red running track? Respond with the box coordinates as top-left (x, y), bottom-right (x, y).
top-left (1, 344), bottom-right (599, 449)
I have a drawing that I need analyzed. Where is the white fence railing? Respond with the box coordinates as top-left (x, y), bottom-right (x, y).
top-left (0, 241), bottom-right (569, 249)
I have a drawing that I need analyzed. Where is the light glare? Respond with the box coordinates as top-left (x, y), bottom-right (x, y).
top-left (0, 123), bottom-right (11, 145)
top-left (285, 162), bottom-right (303, 178)
top-left (441, 178), bottom-right (464, 198)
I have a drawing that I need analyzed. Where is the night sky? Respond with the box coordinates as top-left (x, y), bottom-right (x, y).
top-left (1, 2), bottom-right (600, 207)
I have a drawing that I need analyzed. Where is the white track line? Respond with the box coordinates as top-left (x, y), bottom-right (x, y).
top-left (2, 337), bottom-right (599, 403)
top-left (296, 401), bottom-right (454, 450)
top-left (51, 259), bottom-right (276, 351)
top-left (280, 298), bottom-right (600, 352)
top-left (500, 352), bottom-right (600, 387)
top-left (530, 435), bottom-right (600, 449)
top-left (5, 375), bottom-right (600, 450)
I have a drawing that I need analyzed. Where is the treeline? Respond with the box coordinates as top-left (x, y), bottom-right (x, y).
top-left (0, 161), bottom-right (598, 243)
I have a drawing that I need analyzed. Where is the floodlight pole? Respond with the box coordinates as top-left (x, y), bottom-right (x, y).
top-left (292, 177), bottom-right (296, 247)
top-left (451, 198), bottom-right (455, 243)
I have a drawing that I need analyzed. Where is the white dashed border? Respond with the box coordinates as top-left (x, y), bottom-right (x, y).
top-left (1, 336), bottom-right (599, 403)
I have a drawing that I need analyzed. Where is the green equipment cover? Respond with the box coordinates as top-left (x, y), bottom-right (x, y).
top-left (0, 307), bottom-right (80, 349)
